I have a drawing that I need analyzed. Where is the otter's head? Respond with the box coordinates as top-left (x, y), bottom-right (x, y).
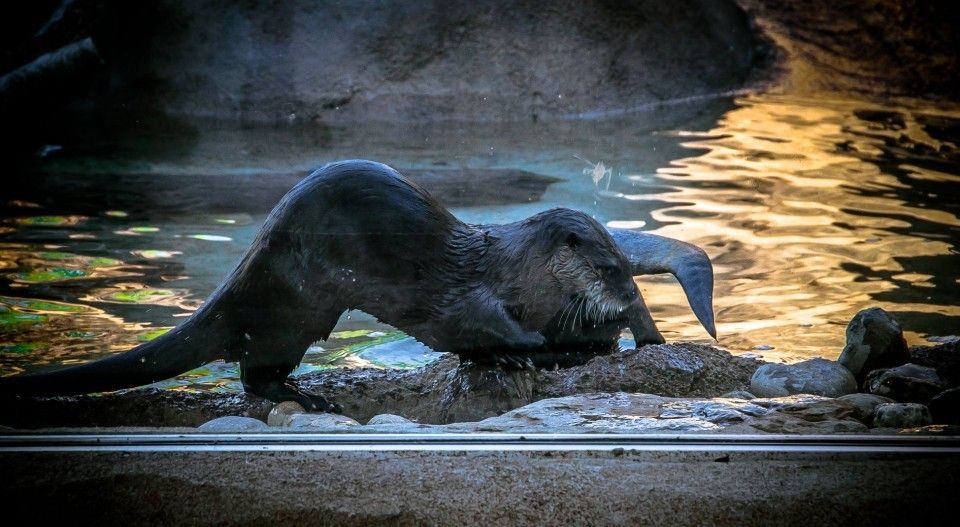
top-left (536, 209), bottom-right (639, 326)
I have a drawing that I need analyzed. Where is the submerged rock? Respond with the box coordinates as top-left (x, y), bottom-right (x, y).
top-left (837, 307), bottom-right (910, 384)
top-left (865, 363), bottom-right (947, 403)
top-left (837, 393), bottom-right (895, 425)
top-left (197, 416), bottom-right (270, 432)
top-left (749, 358), bottom-right (857, 398)
top-left (873, 403), bottom-right (932, 429)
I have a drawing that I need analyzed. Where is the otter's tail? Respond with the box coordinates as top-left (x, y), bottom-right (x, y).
top-left (0, 306), bottom-right (231, 397)
top-left (608, 229), bottom-right (717, 339)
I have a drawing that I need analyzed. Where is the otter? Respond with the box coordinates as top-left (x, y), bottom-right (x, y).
top-left (0, 160), bottom-right (715, 411)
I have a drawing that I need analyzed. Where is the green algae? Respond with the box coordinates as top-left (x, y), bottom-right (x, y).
top-left (108, 289), bottom-right (173, 303)
top-left (137, 327), bottom-right (172, 342)
top-left (0, 342), bottom-right (43, 354)
top-left (14, 268), bottom-right (88, 283)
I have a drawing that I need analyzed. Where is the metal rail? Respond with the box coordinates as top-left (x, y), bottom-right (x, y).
top-left (2, 433), bottom-right (959, 453)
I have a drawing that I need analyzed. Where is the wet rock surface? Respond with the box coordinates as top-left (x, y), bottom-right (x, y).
top-left (836, 308), bottom-right (910, 385)
top-left (0, 344), bottom-right (760, 429)
top-left (749, 358), bottom-right (857, 398)
top-left (187, 393), bottom-right (870, 435)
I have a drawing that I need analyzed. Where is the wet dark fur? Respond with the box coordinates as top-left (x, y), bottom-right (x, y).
top-left (1, 160), bottom-right (655, 411)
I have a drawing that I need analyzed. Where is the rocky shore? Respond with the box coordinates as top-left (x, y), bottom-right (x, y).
top-left (2, 307), bottom-right (957, 436)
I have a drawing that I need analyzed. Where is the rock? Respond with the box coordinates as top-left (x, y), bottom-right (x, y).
top-left (837, 307), bottom-right (910, 384)
top-left (750, 358), bottom-right (857, 398)
top-left (73, 2), bottom-right (756, 126)
top-left (909, 340), bottom-right (960, 386)
top-left (474, 393), bottom-right (768, 434)
top-left (283, 413), bottom-right (361, 430)
top-left (197, 416), bottom-right (269, 432)
top-left (873, 403), bottom-right (932, 429)
top-left (367, 414), bottom-right (414, 426)
top-left (721, 390), bottom-right (756, 400)
top-left (865, 363), bottom-right (947, 403)
top-left (734, 396), bottom-right (867, 434)
top-left (0, 344), bottom-right (764, 428)
top-left (837, 393), bottom-right (895, 425)
top-left (266, 401), bottom-right (307, 427)
top-left (929, 388), bottom-right (960, 425)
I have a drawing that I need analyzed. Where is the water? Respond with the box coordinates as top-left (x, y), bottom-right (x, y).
top-left (1, 92), bottom-right (958, 389)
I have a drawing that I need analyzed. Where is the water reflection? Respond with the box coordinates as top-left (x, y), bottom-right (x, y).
top-left (649, 93), bottom-right (959, 359)
top-left (0, 91), bottom-right (957, 387)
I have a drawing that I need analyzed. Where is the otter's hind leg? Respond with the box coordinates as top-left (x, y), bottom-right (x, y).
top-left (238, 309), bottom-right (344, 413)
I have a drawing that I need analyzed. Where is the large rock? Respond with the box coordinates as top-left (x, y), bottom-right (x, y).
top-left (750, 358), bottom-right (857, 398)
top-left (80, 0), bottom-right (757, 125)
top-left (865, 363), bottom-right (947, 404)
top-left (837, 308), bottom-right (910, 384)
top-left (873, 403), bottom-right (933, 429)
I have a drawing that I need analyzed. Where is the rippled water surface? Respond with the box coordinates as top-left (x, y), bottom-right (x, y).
top-left (1, 92), bottom-right (958, 389)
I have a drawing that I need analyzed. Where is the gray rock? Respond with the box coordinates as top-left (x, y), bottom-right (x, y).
top-left (721, 390), bottom-right (756, 400)
top-left (873, 403), bottom-right (932, 429)
top-left (82, 2), bottom-right (755, 126)
top-left (367, 414), bottom-right (414, 426)
top-left (197, 416), bottom-right (269, 432)
top-left (909, 340), bottom-right (960, 386)
top-left (865, 363), bottom-right (947, 403)
top-left (284, 413), bottom-right (361, 429)
top-left (837, 393), bottom-right (895, 425)
top-left (266, 401), bottom-right (307, 427)
top-left (750, 358), bottom-right (857, 398)
top-left (473, 393), bottom-right (766, 434)
top-left (470, 393), bottom-right (866, 435)
top-left (838, 308), bottom-right (910, 384)
top-left (734, 396), bottom-right (867, 434)
top-left (929, 388), bottom-right (960, 424)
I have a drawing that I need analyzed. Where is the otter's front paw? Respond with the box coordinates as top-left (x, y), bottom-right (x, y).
top-left (506, 330), bottom-right (545, 350)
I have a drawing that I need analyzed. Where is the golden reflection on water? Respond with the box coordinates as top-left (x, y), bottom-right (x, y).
top-left (640, 93), bottom-right (960, 361)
